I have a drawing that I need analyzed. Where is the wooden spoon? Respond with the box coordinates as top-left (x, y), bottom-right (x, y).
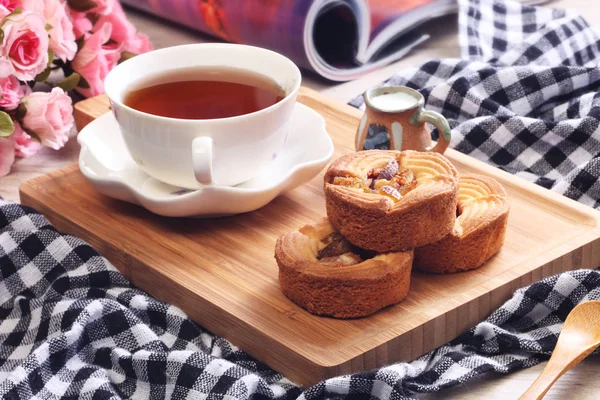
top-left (519, 300), bottom-right (600, 400)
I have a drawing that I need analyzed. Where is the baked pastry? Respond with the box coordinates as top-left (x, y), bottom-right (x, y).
top-left (414, 173), bottom-right (509, 273)
top-left (324, 150), bottom-right (459, 252)
top-left (275, 218), bottom-right (413, 318)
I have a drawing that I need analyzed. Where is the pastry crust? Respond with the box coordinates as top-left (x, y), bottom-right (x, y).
top-left (414, 174), bottom-right (509, 273)
top-left (324, 150), bottom-right (459, 252)
top-left (275, 218), bottom-right (413, 318)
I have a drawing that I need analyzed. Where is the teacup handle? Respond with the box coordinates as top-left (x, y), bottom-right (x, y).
top-left (192, 137), bottom-right (213, 186)
top-left (418, 109), bottom-right (452, 154)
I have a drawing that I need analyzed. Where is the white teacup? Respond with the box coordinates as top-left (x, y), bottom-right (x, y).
top-left (104, 43), bottom-right (301, 189)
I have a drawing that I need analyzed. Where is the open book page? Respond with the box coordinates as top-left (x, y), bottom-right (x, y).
top-left (361, 0), bottom-right (457, 63)
top-left (303, 0), bottom-right (431, 80)
top-left (122, 0), bottom-right (440, 80)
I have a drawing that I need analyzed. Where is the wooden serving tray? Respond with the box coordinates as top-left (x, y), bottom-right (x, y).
top-left (20, 87), bottom-right (600, 386)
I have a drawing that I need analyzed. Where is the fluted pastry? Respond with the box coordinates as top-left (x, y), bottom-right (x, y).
top-left (324, 150), bottom-right (459, 252)
top-left (275, 218), bottom-right (413, 318)
top-left (414, 174), bottom-right (509, 273)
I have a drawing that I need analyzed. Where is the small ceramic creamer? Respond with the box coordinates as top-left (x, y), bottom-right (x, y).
top-left (356, 86), bottom-right (451, 154)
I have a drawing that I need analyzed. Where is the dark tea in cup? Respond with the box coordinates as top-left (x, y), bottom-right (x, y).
top-left (124, 66), bottom-right (285, 120)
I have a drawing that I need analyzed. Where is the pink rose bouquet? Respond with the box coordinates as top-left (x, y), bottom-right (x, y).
top-left (0, 0), bottom-right (151, 176)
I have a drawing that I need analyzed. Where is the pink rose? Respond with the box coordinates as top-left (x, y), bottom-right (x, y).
top-left (72, 23), bottom-right (121, 97)
top-left (129, 32), bottom-right (151, 55)
top-left (0, 135), bottom-right (15, 177)
top-left (0, 11), bottom-right (49, 81)
top-left (94, 1), bottom-right (152, 54)
top-left (0, 0), bottom-right (43, 18)
top-left (44, 0), bottom-right (76, 61)
top-left (13, 121), bottom-right (40, 158)
top-left (21, 0), bottom-right (43, 12)
top-left (69, 9), bottom-right (92, 38)
top-left (0, 0), bottom-right (19, 18)
top-left (0, 59), bottom-right (12, 77)
top-left (0, 75), bottom-right (30, 110)
top-left (21, 87), bottom-right (74, 150)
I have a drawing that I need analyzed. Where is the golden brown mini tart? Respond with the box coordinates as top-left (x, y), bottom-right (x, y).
top-left (275, 218), bottom-right (413, 318)
top-left (414, 173), bottom-right (509, 273)
top-left (324, 150), bottom-right (459, 252)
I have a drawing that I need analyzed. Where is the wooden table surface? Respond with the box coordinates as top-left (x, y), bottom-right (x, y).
top-left (3, 1), bottom-right (600, 398)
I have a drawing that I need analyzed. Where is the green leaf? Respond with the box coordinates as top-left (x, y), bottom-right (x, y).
top-left (67, 0), bottom-right (97, 12)
top-left (119, 51), bottom-right (137, 64)
top-left (47, 49), bottom-right (54, 66)
top-left (15, 102), bottom-right (26, 121)
top-left (35, 66), bottom-right (51, 82)
top-left (45, 23), bottom-right (53, 31)
top-left (0, 111), bottom-right (14, 137)
top-left (57, 73), bottom-right (80, 92)
top-left (78, 76), bottom-right (90, 89)
top-left (7, 6), bottom-right (22, 17)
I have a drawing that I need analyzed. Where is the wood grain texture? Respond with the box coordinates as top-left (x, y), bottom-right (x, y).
top-left (18, 88), bottom-right (600, 386)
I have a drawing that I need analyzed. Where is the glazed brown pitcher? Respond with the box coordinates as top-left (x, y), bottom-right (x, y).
top-left (355, 86), bottom-right (451, 154)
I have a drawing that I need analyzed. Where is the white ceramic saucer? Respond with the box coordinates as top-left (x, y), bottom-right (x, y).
top-left (78, 103), bottom-right (334, 217)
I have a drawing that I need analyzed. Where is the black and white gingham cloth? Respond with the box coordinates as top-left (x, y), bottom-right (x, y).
top-left (2, 201), bottom-right (600, 399)
top-left (3, 0), bottom-right (600, 398)
top-left (351, 0), bottom-right (600, 209)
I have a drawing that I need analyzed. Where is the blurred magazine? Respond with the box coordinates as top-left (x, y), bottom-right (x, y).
top-left (123, 0), bottom-right (553, 81)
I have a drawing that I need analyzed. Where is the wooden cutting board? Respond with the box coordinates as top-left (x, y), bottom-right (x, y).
top-left (20, 87), bottom-right (600, 386)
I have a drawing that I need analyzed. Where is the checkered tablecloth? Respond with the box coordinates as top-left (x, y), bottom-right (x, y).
top-left (3, 0), bottom-right (600, 399)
